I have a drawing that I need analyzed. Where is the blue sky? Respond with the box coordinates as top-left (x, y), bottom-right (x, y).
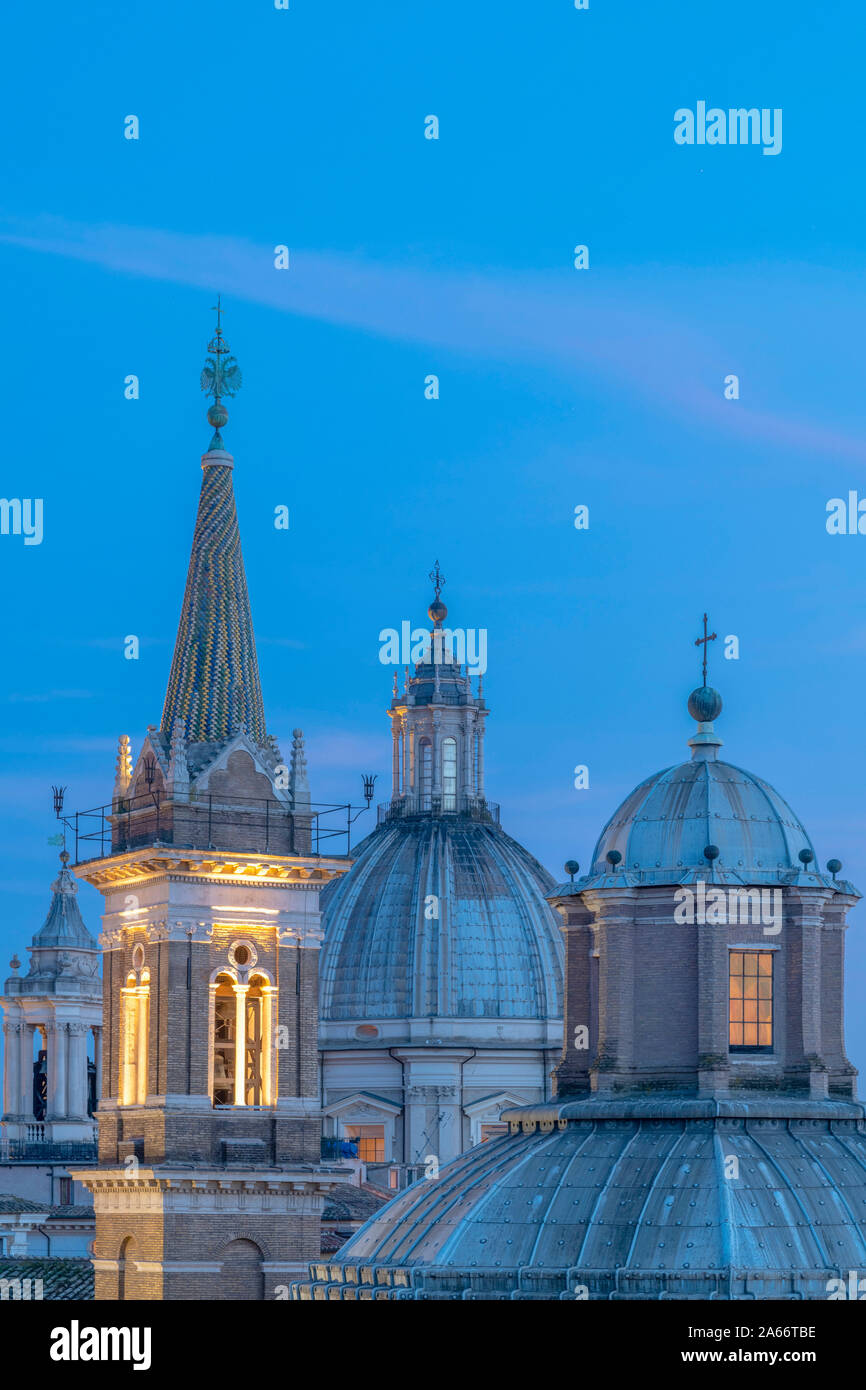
top-left (3, 0), bottom-right (866, 1066)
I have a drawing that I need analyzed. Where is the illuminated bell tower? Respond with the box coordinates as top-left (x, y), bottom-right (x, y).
top-left (71, 307), bottom-right (352, 1301)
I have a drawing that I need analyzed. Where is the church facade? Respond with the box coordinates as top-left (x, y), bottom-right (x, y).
top-left (318, 573), bottom-right (564, 1184)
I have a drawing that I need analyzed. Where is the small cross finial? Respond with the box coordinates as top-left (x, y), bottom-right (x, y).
top-left (694, 612), bottom-right (718, 686)
top-left (429, 559), bottom-right (445, 601)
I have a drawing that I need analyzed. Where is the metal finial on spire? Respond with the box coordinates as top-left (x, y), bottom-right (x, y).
top-left (428, 560), bottom-right (448, 629)
top-left (200, 297), bottom-right (243, 450)
top-left (688, 613), bottom-right (723, 755)
top-left (429, 559), bottom-right (445, 601)
top-left (694, 612), bottom-right (718, 686)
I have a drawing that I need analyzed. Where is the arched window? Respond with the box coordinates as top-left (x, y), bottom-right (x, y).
top-left (118, 1235), bottom-right (135, 1301)
top-left (212, 974), bottom-right (236, 1106)
top-left (211, 965), bottom-right (275, 1107)
top-left (243, 978), bottom-right (264, 1106)
top-left (419, 739), bottom-right (432, 809)
top-left (119, 967), bottom-right (149, 1106)
top-left (442, 737), bottom-right (457, 812)
top-left (219, 1238), bottom-right (264, 1301)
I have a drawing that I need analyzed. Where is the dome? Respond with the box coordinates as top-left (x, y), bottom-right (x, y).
top-left (589, 756), bottom-right (818, 885)
top-left (319, 815), bottom-right (564, 1022)
top-left (294, 1094), bottom-right (866, 1301)
top-left (579, 684), bottom-right (838, 888)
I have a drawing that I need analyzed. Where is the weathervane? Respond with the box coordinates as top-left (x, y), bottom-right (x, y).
top-left (694, 612), bottom-right (717, 686)
top-left (200, 296), bottom-right (243, 449)
top-left (429, 559), bottom-right (445, 601)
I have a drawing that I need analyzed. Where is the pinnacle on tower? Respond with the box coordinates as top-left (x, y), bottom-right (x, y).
top-left (113, 734), bottom-right (132, 800)
top-left (289, 728), bottom-right (311, 811)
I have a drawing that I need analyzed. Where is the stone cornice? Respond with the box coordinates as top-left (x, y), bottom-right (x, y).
top-left (69, 1165), bottom-right (351, 1215)
top-left (75, 846), bottom-right (351, 891)
top-left (99, 913), bottom-right (325, 949)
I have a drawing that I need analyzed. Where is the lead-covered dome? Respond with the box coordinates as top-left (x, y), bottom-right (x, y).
top-left (319, 813), bottom-right (564, 1022)
top-left (586, 686), bottom-right (826, 888)
top-left (294, 1095), bottom-right (866, 1300)
top-left (591, 757), bottom-right (816, 883)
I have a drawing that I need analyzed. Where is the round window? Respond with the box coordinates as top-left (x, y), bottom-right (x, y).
top-left (228, 940), bottom-right (258, 970)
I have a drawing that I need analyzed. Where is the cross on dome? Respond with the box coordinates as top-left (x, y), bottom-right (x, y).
top-left (694, 611), bottom-right (717, 686)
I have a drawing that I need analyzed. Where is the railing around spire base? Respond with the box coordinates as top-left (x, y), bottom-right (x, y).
top-left (378, 795), bottom-right (500, 825)
top-left (60, 791), bottom-right (371, 864)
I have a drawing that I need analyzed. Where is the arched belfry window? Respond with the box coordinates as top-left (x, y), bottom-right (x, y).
top-left (119, 956), bottom-right (149, 1107)
top-left (212, 974), bottom-right (236, 1107)
top-left (209, 946), bottom-right (275, 1107)
top-left (442, 737), bottom-right (457, 812)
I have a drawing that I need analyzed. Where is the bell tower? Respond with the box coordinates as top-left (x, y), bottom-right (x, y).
top-left (71, 308), bottom-right (353, 1300)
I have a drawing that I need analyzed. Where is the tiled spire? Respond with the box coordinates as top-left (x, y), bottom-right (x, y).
top-left (160, 304), bottom-right (267, 747)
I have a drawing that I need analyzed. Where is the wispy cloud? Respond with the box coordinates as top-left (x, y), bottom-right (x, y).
top-left (2, 214), bottom-right (863, 462)
top-left (6, 688), bottom-right (94, 704)
top-left (0, 736), bottom-right (117, 753)
top-left (77, 637), bottom-right (166, 651)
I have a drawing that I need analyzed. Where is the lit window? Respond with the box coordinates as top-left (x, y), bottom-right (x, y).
top-left (344, 1124), bottom-right (385, 1163)
top-left (442, 737), bottom-right (457, 812)
top-left (212, 976), bottom-right (236, 1107)
top-left (119, 968), bottom-right (149, 1106)
top-left (729, 950), bottom-right (773, 1051)
top-left (211, 972), bottom-right (273, 1107)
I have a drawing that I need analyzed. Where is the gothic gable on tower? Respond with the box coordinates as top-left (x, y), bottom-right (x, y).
top-left (123, 727), bottom-right (291, 807)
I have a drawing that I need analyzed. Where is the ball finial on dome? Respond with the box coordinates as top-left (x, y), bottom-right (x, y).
top-left (688, 686), bottom-right (723, 724)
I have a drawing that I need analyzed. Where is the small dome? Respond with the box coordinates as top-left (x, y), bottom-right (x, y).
top-left (589, 757), bottom-right (816, 883)
top-left (320, 818), bottom-right (564, 1022)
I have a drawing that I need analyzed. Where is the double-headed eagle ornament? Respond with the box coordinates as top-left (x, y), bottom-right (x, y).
top-left (200, 352), bottom-right (242, 401)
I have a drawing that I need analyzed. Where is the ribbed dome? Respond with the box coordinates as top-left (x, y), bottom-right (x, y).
top-left (590, 757), bottom-right (817, 885)
top-left (295, 1095), bottom-right (866, 1300)
top-left (319, 817), bottom-right (564, 1022)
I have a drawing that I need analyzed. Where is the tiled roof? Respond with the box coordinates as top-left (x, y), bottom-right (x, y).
top-left (322, 1184), bottom-right (388, 1223)
top-left (0, 1258), bottom-right (93, 1299)
top-left (0, 1194), bottom-right (48, 1214)
top-left (46, 1205), bottom-right (94, 1221)
top-left (320, 1229), bottom-right (355, 1254)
